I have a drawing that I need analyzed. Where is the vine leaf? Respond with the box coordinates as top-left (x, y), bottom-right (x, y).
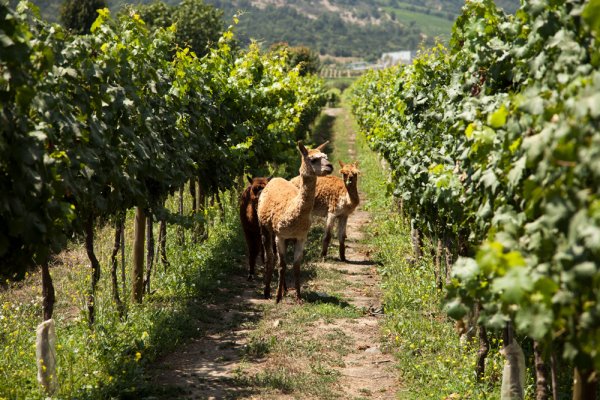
top-left (487, 105), bottom-right (508, 128)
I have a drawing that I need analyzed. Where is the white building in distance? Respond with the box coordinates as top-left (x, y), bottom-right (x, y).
top-left (380, 51), bottom-right (417, 67)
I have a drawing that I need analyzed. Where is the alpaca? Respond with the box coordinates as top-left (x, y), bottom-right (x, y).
top-left (257, 141), bottom-right (332, 302)
top-left (239, 176), bottom-right (270, 280)
top-left (292, 160), bottom-right (360, 261)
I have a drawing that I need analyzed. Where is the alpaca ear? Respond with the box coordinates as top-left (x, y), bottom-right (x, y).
top-left (338, 160), bottom-right (345, 168)
top-left (297, 141), bottom-right (308, 157)
top-left (353, 161), bottom-right (359, 168)
top-left (247, 175), bottom-right (253, 185)
top-left (316, 141), bottom-right (330, 152)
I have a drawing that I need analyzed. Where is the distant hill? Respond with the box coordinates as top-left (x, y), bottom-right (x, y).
top-left (7, 0), bottom-right (520, 61)
top-left (205, 0), bottom-right (519, 60)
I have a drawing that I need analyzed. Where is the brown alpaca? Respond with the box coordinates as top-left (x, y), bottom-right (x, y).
top-left (292, 160), bottom-right (360, 261)
top-left (257, 141), bottom-right (332, 302)
top-left (239, 176), bottom-right (270, 280)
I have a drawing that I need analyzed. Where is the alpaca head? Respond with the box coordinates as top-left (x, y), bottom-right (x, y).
top-left (338, 160), bottom-right (360, 186)
top-left (246, 176), bottom-right (270, 203)
top-left (298, 141), bottom-right (333, 177)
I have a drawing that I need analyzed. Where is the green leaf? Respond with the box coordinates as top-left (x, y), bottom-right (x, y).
top-left (491, 267), bottom-right (533, 303)
top-left (444, 298), bottom-right (469, 320)
top-left (515, 304), bottom-right (553, 340)
top-left (487, 105), bottom-right (508, 128)
top-left (465, 122), bottom-right (476, 139)
top-left (563, 343), bottom-right (579, 362)
top-left (573, 262), bottom-right (597, 279)
top-left (534, 277), bottom-right (558, 298)
top-left (508, 156), bottom-right (526, 188)
top-left (487, 312), bottom-right (509, 330)
top-left (16, 86), bottom-right (35, 110)
top-left (583, 0), bottom-right (600, 38)
top-left (453, 257), bottom-right (480, 281)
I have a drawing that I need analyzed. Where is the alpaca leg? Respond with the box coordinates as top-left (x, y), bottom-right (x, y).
top-left (283, 240), bottom-right (296, 292)
top-left (248, 235), bottom-right (260, 280)
top-left (321, 213), bottom-right (336, 258)
top-left (259, 240), bottom-right (265, 265)
top-left (293, 239), bottom-right (306, 302)
top-left (337, 216), bottom-right (348, 261)
top-left (275, 237), bottom-right (287, 303)
top-left (261, 227), bottom-right (275, 299)
top-left (274, 237), bottom-right (287, 292)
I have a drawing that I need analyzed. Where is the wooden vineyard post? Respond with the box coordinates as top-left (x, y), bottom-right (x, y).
top-left (476, 324), bottom-right (489, 380)
top-left (84, 216), bottom-right (101, 325)
top-left (476, 304), bottom-right (489, 381)
top-left (41, 260), bottom-right (55, 321)
top-left (132, 207), bottom-right (146, 303)
top-left (533, 341), bottom-right (549, 400)
top-left (38, 259), bottom-right (58, 394)
top-left (434, 238), bottom-right (443, 289)
top-left (144, 211), bottom-right (154, 294)
top-left (195, 177), bottom-right (206, 241)
top-left (444, 233), bottom-right (454, 285)
top-left (120, 220), bottom-right (126, 302)
top-left (177, 185), bottom-right (184, 245)
top-left (190, 179), bottom-right (197, 216)
top-left (215, 190), bottom-right (224, 221)
top-left (410, 219), bottom-right (423, 260)
top-left (110, 219), bottom-right (123, 314)
top-left (158, 219), bottom-right (168, 270)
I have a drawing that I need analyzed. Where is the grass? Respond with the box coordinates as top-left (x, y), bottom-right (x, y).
top-left (0, 187), bottom-right (248, 399)
top-left (235, 288), bottom-right (358, 399)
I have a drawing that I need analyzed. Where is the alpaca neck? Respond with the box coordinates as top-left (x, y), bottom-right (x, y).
top-left (296, 161), bottom-right (317, 214)
top-left (345, 179), bottom-right (360, 206)
top-left (296, 174), bottom-right (316, 213)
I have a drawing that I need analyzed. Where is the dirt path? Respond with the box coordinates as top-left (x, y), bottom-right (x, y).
top-left (150, 108), bottom-right (399, 399)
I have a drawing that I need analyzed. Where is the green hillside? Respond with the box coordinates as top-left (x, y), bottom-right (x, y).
top-left (208, 0), bottom-right (427, 60)
top-left (6, 0), bottom-right (520, 60)
top-left (383, 6), bottom-right (454, 38)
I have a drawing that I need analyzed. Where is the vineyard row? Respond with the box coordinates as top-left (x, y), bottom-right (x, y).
top-left (1, 3), bottom-right (325, 277)
top-left (350, 0), bottom-right (600, 397)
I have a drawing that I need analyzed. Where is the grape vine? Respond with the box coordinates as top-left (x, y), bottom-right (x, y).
top-left (350, 0), bottom-right (600, 396)
top-left (0, 2), bottom-right (325, 279)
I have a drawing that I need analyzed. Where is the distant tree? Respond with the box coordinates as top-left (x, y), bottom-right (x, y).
top-left (134, 0), bottom-right (223, 57)
top-left (173, 0), bottom-right (223, 56)
top-left (270, 43), bottom-right (320, 76)
top-left (60, 0), bottom-right (106, 34)
top-left (135, 1), bottom-right (171, 28)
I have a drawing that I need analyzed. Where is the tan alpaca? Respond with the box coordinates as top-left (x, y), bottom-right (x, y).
top-left (292, 160), bottom-right (360, 261)
top-left (257, 141), bottom-right (332, 302)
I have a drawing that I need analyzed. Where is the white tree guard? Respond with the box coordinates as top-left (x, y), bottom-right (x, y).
top-left (36, 319), bottom-right (58, 394)
top-left (500, 338), bottom-right (525, 400)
